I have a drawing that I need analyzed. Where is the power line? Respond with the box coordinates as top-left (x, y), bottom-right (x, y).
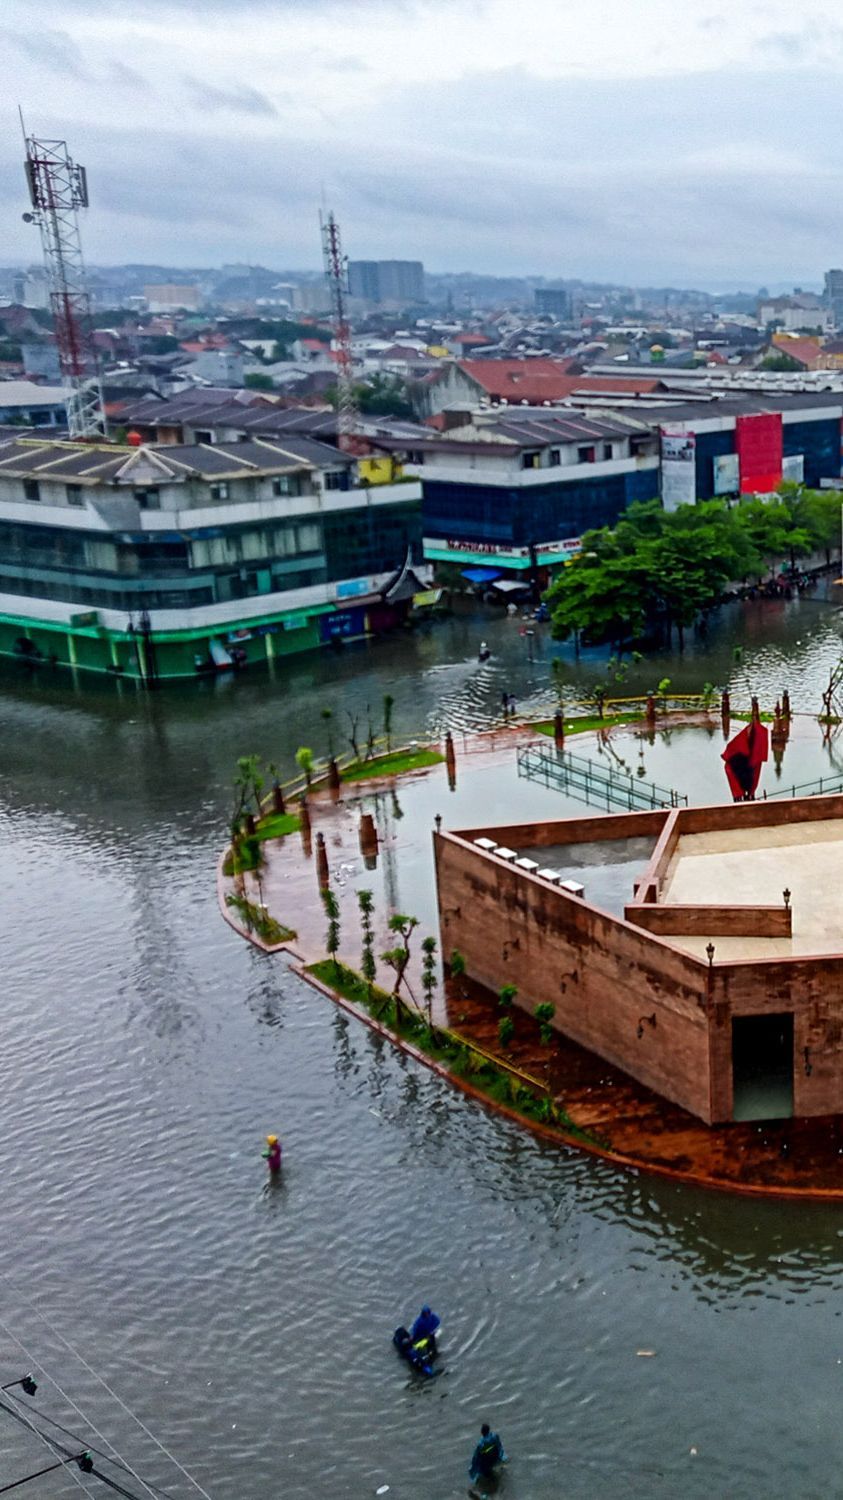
top-left (0, 1397), bottom-right (149, 1500)
top-left (0, 1316), bottom-right (159, 1500)
top-left (0, 1396), bottom-right (98, 1500)
top-left (1, 1387), bottom-right (174, 1499)
top-left (0, 1453), bottom-right (91, 1495)
top-left (0, 1288), bottom-right (214, 1500)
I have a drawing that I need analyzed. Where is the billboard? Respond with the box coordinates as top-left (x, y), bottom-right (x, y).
top-left (713, 453), bottom-right (739, 495)
top-left (781, 453), bottom-right (804, 483)
top-left (660, 429), bottom-right (696, 510)
top-left (735, 412), bottom-right (783, 494)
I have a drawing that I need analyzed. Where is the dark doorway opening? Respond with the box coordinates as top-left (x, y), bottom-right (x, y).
top-left (732, 1013), bottom-right (794, 1121)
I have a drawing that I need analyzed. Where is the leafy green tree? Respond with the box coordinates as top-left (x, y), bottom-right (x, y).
top-left (535, 1001), bottom-right (556, 1047)
top-left (321, 885), bottom-right (341, 975)
top-left (233, 754), bottom-right (264, 820)
top-left (498, 1014), bottom-right (515, 1048)
top-left (381, 914), bottom-right (419, 1001)
top-left (421, 935), bottom-right (437, 1024)
top-left (295, 746), bottom-right (315, 786)
top-left (357, 889), bottom-right (376, 997)
top-left (245, 372), bottom-right (274, 391)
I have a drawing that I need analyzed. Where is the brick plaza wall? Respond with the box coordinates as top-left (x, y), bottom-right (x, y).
top-left (434, 831), bottom-right (715, 1123)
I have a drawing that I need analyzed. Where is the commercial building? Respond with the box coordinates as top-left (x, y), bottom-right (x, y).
top-left (143, 284), bottom-right (202, 313)
top-left (534, 287), bottom-right (572, 320)
top-left (397, 409), bottom-right (659, 575)
top-left (650, 393), bottom-right (843, 508)
top-left (825, 269), bottom-right (843, 330)
top-left (0, 381), bottom-right (68, 427)
top-left (0, 434), bottom-right (423, 680)
top-left (347, 260), bottom-right (425, 305)
top-left (435, 793), bottom-right (843, 1125)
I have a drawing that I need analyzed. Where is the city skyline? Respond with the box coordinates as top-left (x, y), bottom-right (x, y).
top-left (4, 0), bottom-right (843, 284)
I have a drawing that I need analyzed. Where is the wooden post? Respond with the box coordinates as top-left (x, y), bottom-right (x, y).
top-left (272, 782), bottom-right (285, 814)
top-left (328, 757), bottom-right (341, 792)
top-left (645, 694), bottom-right (656, 726)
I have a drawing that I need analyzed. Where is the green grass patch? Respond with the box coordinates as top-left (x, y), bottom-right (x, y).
top-left (225, 891), bottom-right (296, 945)
top-left (223, 811), bottom-right (301, 875)
top-left (533, 712), bottom-right (643, 737)
top-left (306, 960), bottom-right (607, 1147)
top-left (340, 747), bottom-right (444, 782)
top-left (256, 810), bottom-right (302, 839)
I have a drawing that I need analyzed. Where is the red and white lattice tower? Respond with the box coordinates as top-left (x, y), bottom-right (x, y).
top-left (22, 132), bottom-right (106, 441)
top-left (320, 209), bottom-right (362, 455)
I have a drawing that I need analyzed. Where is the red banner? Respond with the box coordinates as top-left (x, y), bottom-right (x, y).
top-left (735, 412), bottom-right (783, 494)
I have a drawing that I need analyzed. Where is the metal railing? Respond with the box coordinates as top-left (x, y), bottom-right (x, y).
top-left (764, 774), bottom-right (843, 800)
top-left (517, 741), bottom-right (687, 812)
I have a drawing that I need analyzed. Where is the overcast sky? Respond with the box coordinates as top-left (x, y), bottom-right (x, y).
top-left (3, 0), bottom-right (843, 288)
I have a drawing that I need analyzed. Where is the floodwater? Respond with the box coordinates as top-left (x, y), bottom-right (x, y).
top-left (3, 593), bottom-right (843, 1499)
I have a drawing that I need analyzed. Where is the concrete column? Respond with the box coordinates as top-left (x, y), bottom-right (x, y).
top-left (67, 634), bottom-right (77, 667)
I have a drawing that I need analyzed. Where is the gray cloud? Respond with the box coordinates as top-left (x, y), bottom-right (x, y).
top-left (182, 77), bottom-right (279, 116)
top-left (1, 26), bottom-right (91, 80)
top-left (5, 37), bottom-right (843, 286)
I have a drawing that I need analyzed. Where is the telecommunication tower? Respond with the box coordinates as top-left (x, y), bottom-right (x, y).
top-left (22, 129), bottom-right (106, 440)
top-left (320, 209), bottom-right (362, 455)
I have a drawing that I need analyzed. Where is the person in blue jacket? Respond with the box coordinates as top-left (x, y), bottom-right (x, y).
top-left (410, 1305), bottom-right (440, 1345)
top-left (469, 1423), bottom-right (507, 1482)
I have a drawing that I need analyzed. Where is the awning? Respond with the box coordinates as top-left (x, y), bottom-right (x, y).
top-left (490, 578), bottom-right (531, 594)
top-left (461, 566), bottom-right (503, 583)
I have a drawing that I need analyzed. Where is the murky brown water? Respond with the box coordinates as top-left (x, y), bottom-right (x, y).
top-left (2, 591), bottom-right (843, 1498)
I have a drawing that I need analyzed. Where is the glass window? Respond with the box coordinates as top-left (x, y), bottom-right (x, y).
top-left (23, 479), bottom-right (40, 502)
top-left (521, 451), bottom-right (541, 470)
top-left (134, 488), bottom-right (160, 510)
top-left (210, 482), bottom-right (229, 501)
top-left (272, 476), bottom-right (293, 497)
top-left (66, 484), bottom-right (84, 506)
top-left (549, 449), bottom-right (561, 467)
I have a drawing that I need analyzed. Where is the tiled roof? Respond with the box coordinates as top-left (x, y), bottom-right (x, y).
top-left (0, 433), bottom-right (351, 484)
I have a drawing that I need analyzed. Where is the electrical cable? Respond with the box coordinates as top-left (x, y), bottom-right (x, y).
top-left (0, 1315), bottom-right (159, 1500)
top-left (0, 1396), bottom-right (150, 1500)
top-left (1, 1389), bottom-right (175, 1500)
top-left (0, 1396), bottom-right (99, 1500)
top-left (0, 1286), bottom-right (214, 1500)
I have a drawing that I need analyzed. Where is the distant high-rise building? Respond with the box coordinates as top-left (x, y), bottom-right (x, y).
top-left (534, 287), bottom-right (571, 319)
top-left (348, 260), bottom-right (425, 305)
top-left (824, 269), bottom-right (843, 328)
top-left (348, 260), bottom-right (381, 302)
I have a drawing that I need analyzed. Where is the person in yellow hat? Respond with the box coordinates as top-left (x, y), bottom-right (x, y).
top-left (262, 1134), bottom-right (282, 1172)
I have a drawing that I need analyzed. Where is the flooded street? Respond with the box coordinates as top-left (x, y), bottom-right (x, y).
top-left (3, 592), bottom-right (843, 1498)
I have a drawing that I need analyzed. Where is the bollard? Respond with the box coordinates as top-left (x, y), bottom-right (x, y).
top-left (645, 694), bottom-right (656, 725)
top-left (445, 730), bottom-right (457, 790)
top-left (359, 811), bottom-right (378, 860)
top-left (328, 757), bottom-right (341, 793)
top-left (316, 831), bottom-right (330, 889)
top-left (272, 781), bottom-right (285, 815)
top-left (553, 709), bottom-right (565, 750)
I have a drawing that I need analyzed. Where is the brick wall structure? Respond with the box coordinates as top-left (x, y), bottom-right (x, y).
top-left (435, 794), bottom-right (843, 1125)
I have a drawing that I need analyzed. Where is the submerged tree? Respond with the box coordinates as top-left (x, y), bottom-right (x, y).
top-left (295, 746), bottom-right (315, 787)
top-left (233, 754), bottom-right (265, 823)
top-left (383, 693), bottom-right (395, 751)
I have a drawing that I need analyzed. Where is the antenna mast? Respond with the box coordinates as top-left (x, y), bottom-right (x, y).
top-left (320, 209), bottom-right (362, 455)
top-left (22, 132), bottom-right (106, 441)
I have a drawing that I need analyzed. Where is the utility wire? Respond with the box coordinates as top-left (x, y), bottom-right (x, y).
top-left (0, 1396), bottom-right (99, 1500)
top-left (0, 1314), bottom-right (159, 1500)
top-left (0, 1287), bottom-right (214, 1500)
top-left (2, 1388), bottom-right (175, 1499)
top-left (0, 1396), bottom-right (149, 1500)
